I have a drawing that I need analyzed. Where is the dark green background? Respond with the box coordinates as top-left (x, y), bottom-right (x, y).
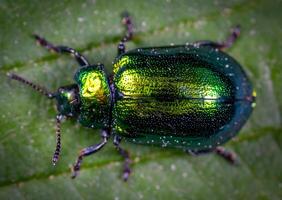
top-left (0, 0), bottom-right (281, 199)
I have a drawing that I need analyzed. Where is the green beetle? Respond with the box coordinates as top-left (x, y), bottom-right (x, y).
top-left (9, 13), bottom-right (255, 181)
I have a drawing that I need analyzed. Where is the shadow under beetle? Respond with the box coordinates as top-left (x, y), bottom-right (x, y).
top-left (8, 13), bottom-right (256, 181)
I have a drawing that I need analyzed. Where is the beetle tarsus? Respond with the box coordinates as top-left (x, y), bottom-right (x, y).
top-left (113, 135), bottom-right (132, 181)
top-left (71, 155), bottom-right (83, 179)
top-left (117, 11), bottom-right (134, 55)
top-left (221, 25), bottom-right (241, 50)
top-left (215, 146), bottom-right (239, 165)
top-left (122, 167), bottom-right (131, 182)
top-left (195, 25), bottom-right (241, 50)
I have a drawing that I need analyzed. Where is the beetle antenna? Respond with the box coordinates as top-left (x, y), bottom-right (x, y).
top-left (7, 73), bottom-right (55, 99)
top-left (53, 115), bottom-right (64, 165)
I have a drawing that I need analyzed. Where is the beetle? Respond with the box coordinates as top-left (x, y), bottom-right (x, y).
top-left (8, 13), bottom-right (256, 181)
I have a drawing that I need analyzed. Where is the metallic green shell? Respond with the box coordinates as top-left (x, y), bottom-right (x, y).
top-left (112, 45), bottom-right (254, 151)
top-left (74, 65), bottom-right (111, 128)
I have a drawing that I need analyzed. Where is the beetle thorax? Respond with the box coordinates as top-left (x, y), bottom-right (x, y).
top-left (74, 65), bottom-right (112, 128)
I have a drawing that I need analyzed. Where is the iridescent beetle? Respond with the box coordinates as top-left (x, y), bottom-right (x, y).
top-left (8, 13), bottom-right (256, 180)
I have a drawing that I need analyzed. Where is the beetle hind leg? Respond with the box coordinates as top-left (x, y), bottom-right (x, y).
top-left (117, 11), bottom-right (134, 55)
top-left (32, 34), bottom-right (90, 66)
top-left (186, 146), bottom-right (238, 164)
top-left (113, 135), bottom-right (132, 181)
top-left (214, 146), bottom-right (238, 164)
top-left (195, 25), bottom-right (240, 50)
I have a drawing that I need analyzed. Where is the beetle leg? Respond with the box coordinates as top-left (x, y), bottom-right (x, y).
top-left (71, 129), bottom-right (109, 178)
top-left (32, 34), bottom-right (90, 66)
top-left (113, 135), bottom-right (132, 181)
top-left (185, 149), bottom-right (211, 156)
top-left (117, 11), bottom-right (134, 55)
top-left (186, 147), bottom-right (238, 164)
top-left (195, 25), bottom-right (240, 50)
top-left (214, 146), bottom-right (238, 164)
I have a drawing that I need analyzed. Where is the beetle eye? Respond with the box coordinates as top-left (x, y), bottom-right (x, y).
top-left (70, 98), bottom-right (78, 105)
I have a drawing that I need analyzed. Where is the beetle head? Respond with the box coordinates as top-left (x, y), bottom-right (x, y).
top-left (55, 84), bottom-right (80, 117)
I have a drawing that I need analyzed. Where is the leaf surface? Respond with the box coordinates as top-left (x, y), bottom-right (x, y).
top-left (0, 0), bottom-right (281, 199)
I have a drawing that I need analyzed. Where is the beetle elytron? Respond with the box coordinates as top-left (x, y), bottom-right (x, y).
top-left (8, 13), bottom-right (256, 180)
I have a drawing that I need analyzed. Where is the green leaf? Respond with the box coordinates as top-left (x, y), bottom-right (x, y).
top-left (0, 0), bottom-right (281, 199)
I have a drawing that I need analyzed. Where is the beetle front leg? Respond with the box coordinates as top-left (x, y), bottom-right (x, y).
top-left (113, 135), bottom-right (132, 181)
top-left (195, 25), bottom-right (240, 50)
top-left (71, 129), bottom-right (109, 178)
top-left (117, 12), bottom-right (134, 55)
top-left (32, 34), bottom-right (90, 66)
